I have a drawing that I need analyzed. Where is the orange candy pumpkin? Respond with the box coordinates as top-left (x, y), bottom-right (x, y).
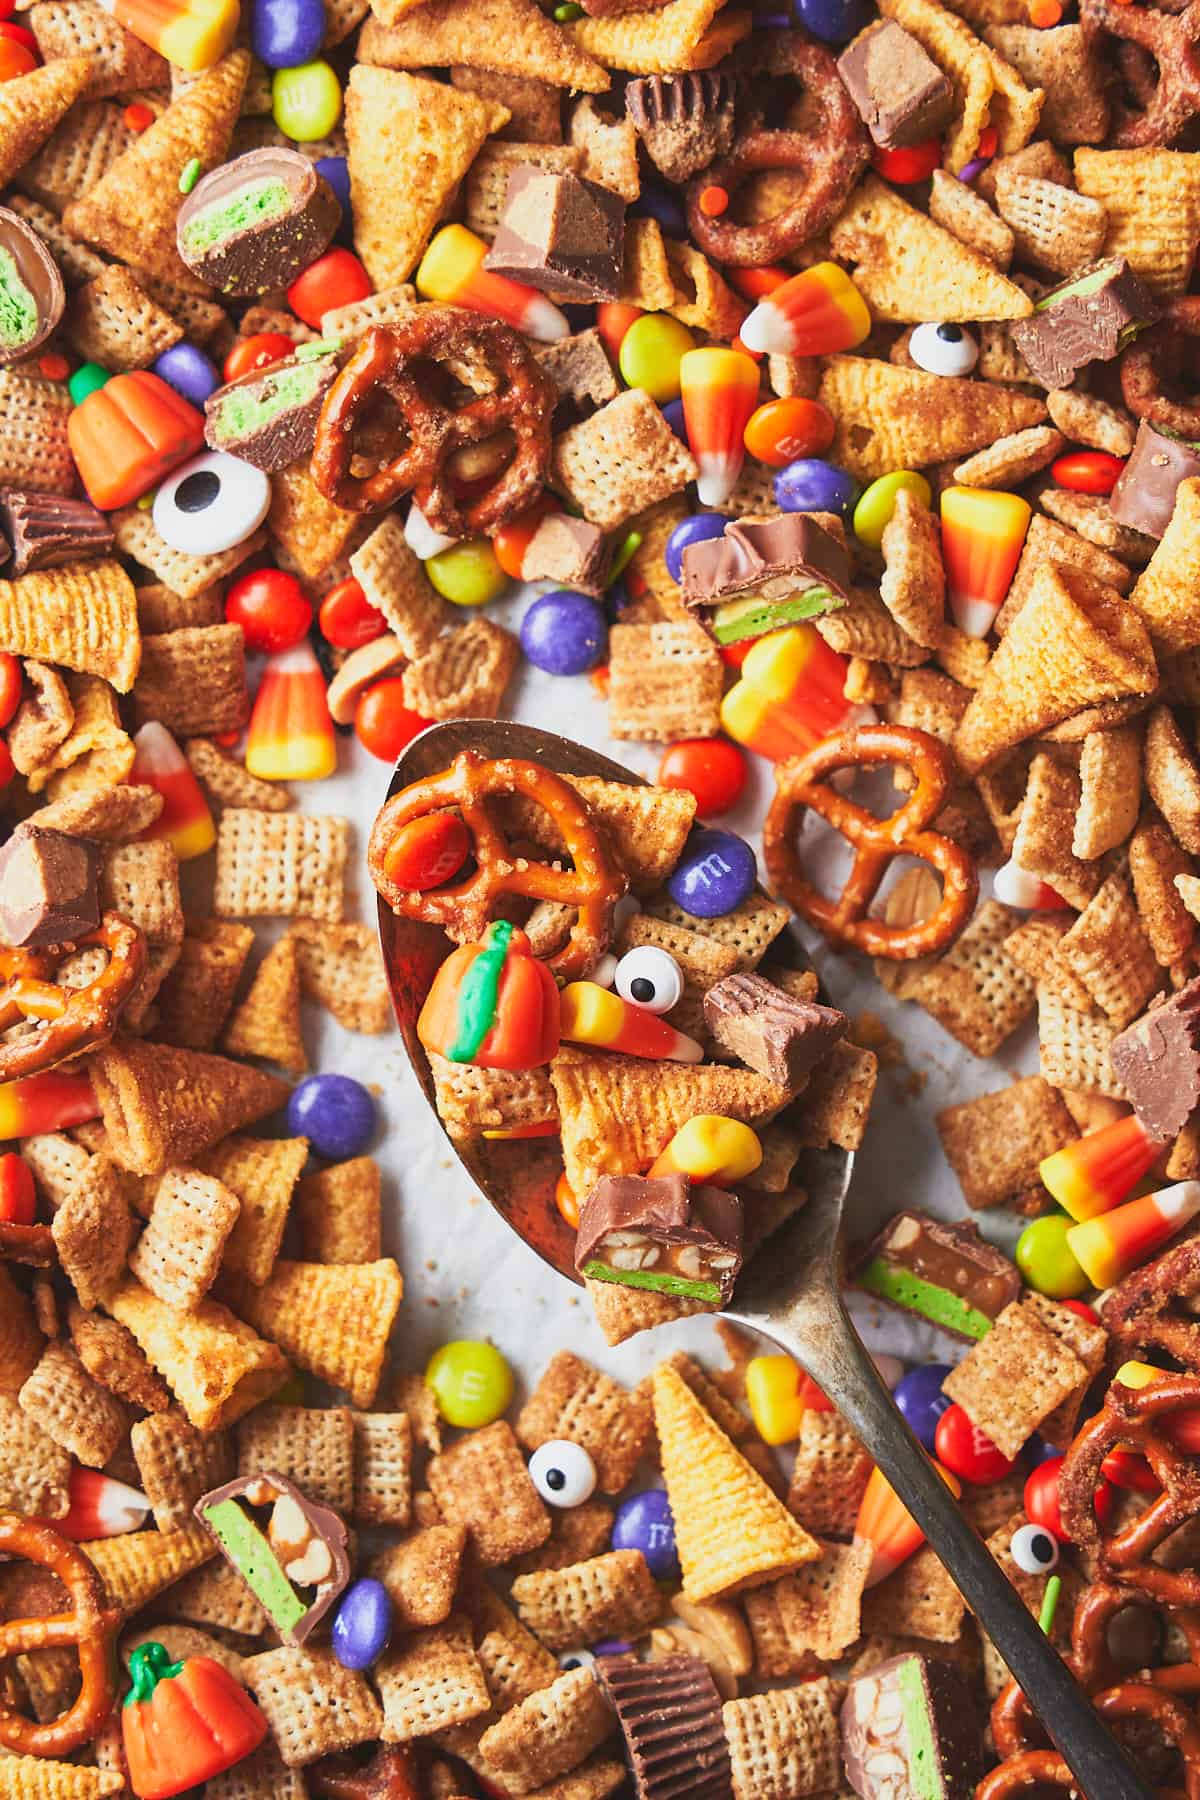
top-left (418, 921), bottom-right (560, 1070)
top-left (67, 371), bottom-right (205, 510)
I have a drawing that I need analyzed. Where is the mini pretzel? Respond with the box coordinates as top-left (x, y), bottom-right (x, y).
top-left (762, 724), bottom-right (979, 960)
top-left (979, 1685), bottom-right (1200, 1800)
top-left (1081, 0), bottom-right (1200, 146)
top-left (1059, 1371), bottom-right (1200, 1608)
top-left (310, 314), bottom-right (556, 533)
top-left (1121, 296), bottom-right (1200, 438)
top-left (0, 912), bottom-right (146, 1083)
top-left (310, 1746), bottom-right (422, 1800)
top-left (685, 31), bottom-right (868, 266)
top-left (0, 1513), bottom-right (120, 1758)
top-left (1101, 1231), bottom-right (1200, 1374)
top-left (368, 751), bottom-right (628, 981)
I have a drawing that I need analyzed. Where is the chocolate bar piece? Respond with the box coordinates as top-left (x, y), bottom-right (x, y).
top-left (519, 512), bottom-right (610, 596)
top-left (195, 1471), bottom-right (350, 1647)
top-left (177, 148), bottom-right (341, 297)
top-left (704, 971), bottom-right (847, 1089)
top-left (1109, 418), bottom-right (1200, 540)
top-left (625, 71), bottom-right (736, 184)
top-left (854, 1211), bottom-right (1021, 1342)
top-left (485, 167), bottom-right (625, 303)
top-left (836, 21), bottom-right (955, 150)
top-left (680, 513), bottom-right (851, 645)
top-left (0, 206), bottom-right (64, 367)
top-left (842, 1653), bottom-right (985, 1800)
top-left (597, 1654), bottom-right (732, 1800)
top-left (0, 827), bottom-right (100, 949)
top-left (575, 1173), bottom-right (743, 1305)
top-left (1110, 976), bottom-right (1200, 1141)
top-left (1010, 257), bottom-right (1157, 390)
top-left (205, 348), bottom-right (340, 472)
top-left (0, 491), bottom-right (113, 575)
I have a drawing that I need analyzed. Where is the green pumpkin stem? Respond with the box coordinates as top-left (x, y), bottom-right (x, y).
top-left (125, 1641), bottom-right (185, 1707)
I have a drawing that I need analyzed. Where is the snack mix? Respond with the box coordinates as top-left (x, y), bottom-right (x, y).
top-left (1, 0), bottom-right (1200, 1790)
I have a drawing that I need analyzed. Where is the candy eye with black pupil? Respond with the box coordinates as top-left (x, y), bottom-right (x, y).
top-left (614, 946), bottom-right (683, 1014)
top-left (1010, 1522), bottom-right (1059, 1574)
top-left (528, 1439), bottom-right (597, 1507)
top-left (153, 449), bottom-right (271, 555)
top-left (909, 321), bottom-right (979, 378)
top-left (558, 1649), bottom-right (596, 1672)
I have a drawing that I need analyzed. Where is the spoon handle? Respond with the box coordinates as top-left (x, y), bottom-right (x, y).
top-left (769, 1296), bottom-right (1156, 1800)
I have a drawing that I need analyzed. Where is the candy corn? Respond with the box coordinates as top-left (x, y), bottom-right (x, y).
top-left (130, 721), bottom-right (216, 861)
top-left (95, 0), bottom-right (238, 71)
top-left (44, 1467), bottom-right (151, 1538)
top-left (649, 1115), bottom-right (762, 1185)
top-left (1067, 1180), bottom-right (1200, 1288)
top-left (406, 500), bottom-right (459, 561)
top-left (1040, 1114), bottom-right (1162, 1222)
top-left (739, 262), bottom-right (871, 358)
top-left (940, 487), bottom-right (1032, 639)
top-left (559, 982), bottom-right (703, 1063)
top-left (0, 1070), bottom-right (98, 1137)
top-left (721, 624), bottom-right (870, 761)
top-left (416, 225), bottom-right (569, 344)
top-left (854, 1460), bottom-right (961, 1587)
top-left (679, 347), bottom-right (760, 508)
top-left (246, 641), bottom-right (337, 782)
top-left (992, 858), bottom-right (1065, 911)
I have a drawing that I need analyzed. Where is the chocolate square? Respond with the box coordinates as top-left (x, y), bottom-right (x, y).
top-left (484, 166), bottom-right (625, 303)
top-left (1109, 419), bottom-right (1200, 540)
top-left (704, 971), bottom-right (847, 1089)
top-left (837, 20), bottom-right (955, 149)
top-left (853, 1210), bottom-right (1021, 1342)
top-left (842, 1652), bottom-right (985, 1800)
top-left (1009, 257), bottom-right (1157, 391)
top-left (1110, 976), bottom-right (1200, 1141)
top-left (0, 826), bottom-right (100, 949)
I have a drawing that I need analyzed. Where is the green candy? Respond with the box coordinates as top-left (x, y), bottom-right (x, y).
top-left (181, 176), bottom-right (293, 250)
top-left (856, 1256), bottom-right (994, 1340)
top-left (426, 1340), bottom-right (514, 1427)
top-left (583, 1259), bottom-right (722, 1305)
top-left (200, 1497), bottom-right (307, 1633)
top-left (272, 59), bottom-right (342, 143)
top-left (209, 359), bottom-right (329, 438)
top-left (68, 362), bottom-right (110, 405)
top-left (711, 584), bottom-right (838, 644)
top-left (0, 248), bottom-right (38, 350)
top-left (1016, 1212), bottom-right (1088, 1299)
top-left (427, 538), bottom-right (508, 606)
top-left (852, 470), bottom-right (931, 549)
top-left (617, 313), bottom-right (695, 403)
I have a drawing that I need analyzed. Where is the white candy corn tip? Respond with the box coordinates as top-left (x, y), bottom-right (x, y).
top-left (695, 455), bottom-right (744, 508)
top-left (405, 502), bottom-right (458, 561)
top-left (521, 295), bottom-right (571, 343)
top-left (670, 1031), bottom-right (706, 1065)
top-left (951, 595), bottom-right (998, 639)
top-left (738, 302), bottom-right (790, 356)
top-left (993, 858), bottom-right (1044, 910)
top-left (1153, 1180), bottom-right (1200, 1224)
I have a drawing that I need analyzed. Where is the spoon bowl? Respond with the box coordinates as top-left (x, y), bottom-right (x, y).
top-left (377, 718), bottom-right (1154, 1800)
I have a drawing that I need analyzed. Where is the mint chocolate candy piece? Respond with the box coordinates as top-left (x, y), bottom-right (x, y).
top-left (842, 1653), bottom-right (985, 1800)
top-left (1110, 418), bottom-right (1200, 540)
top-left (177, 148), bottom-right (340, 297)
top-left (485, 167), bottom-right (625, 303)
top-left (680, 512), bottom-right (851, 644)
top-left (205, 348), bottom-right (340, 471)
top-left (195, 1470), bottom-right (350, 1646)
top-left (0, 207), bottom-right (64, 367)
top-left (1110, 975), bottom-right (1200, 1141)
top-left (1010, 256), bottom-right (1156, 390)
top-left (853, 1210), bottom-right (1020, 1342)
top-left (0, 825), bottom-right (99, 948)
top-left (837, 20), bottom-right (955, 149)
top-left (575, 1173), bottom-right (743, 1305)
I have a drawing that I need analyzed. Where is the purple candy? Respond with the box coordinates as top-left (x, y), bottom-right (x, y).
top-left (520, 589), bottom-right (607, 676)
top-left (957, 156), bottom-right (990, 183)
top-left (612, 1488), bottom-right (678, 1579)
top-left (593, 1640), bottom-right (634, 1656)
top-left (287, 1073), bottom-right (376, 1160)
top-left (332, 1578), bottom-right (392, 1670)
top-left (664, 510), bottom-right (731, 583)
top-left (632, 182), bottom-right (687, 238)
top-left (893, 1363), bottom-right (953, 1453)
top-left (314, 154), bottom-right (350, 214)
top-left (661, 397), bottom-right (688, 443)
top-left (253, 0), bottom-right (324, 67)
top-left (153, 342), bottom-right (220, 407)
top-left (794, 0), bottom-right (871, 42)
top-left (774, 456), bottom-right (859, 519)
top-left (667, 827), bottom-right (756, 918)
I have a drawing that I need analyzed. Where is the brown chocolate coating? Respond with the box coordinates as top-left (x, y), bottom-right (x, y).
top-left (0, 827), bottom-right (100, 949)
top-left (0, 206), bottom-right (64, 366)
top-left (195, 1470), bottom-right (350, 1648)
top-left (1110, 977), bottom-right (1200, 1141)
top-left (485, 167), bottom-right (625, 303)
top-left (1010, 257), bottom-right (1157, 390)
top-left (0, 491), bottom-right (113, 575)
top-left (204, 352), bottom-right (340, 472)
top-left (836, 20), bottom-right (955, 149)
top-left (519, 512), bottom-right (610, 596)
top-left (680, 513), bottom-right (852, 610)
top-left (597, 1654), bottom-right (733, 1800)
top-left (625, 70), bottom-right (737, 184)
top-left (855, 1209), bottom-right (1021, 1340)
top-left (841, 1653), bottom-right (985, 1800)
top-left (177, 148), bottom-right (341, 297)
top-left (575, 1172), bottom-right (743, 1300)
top-left (1110, 418), bottom-right (1200, 539)
top-left (704, 971), bottom-right (847, 1089)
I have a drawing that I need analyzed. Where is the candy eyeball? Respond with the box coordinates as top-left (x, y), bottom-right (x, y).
top-left (152, 450), bottom-right (271, 555)
top-left (558, 1648), bottom-right (596, 1673)
top-left (614, 946), bottom-right (684, 1014)
top-left (909, 322), bottom-right (979, 378)
top-left (1010, 1522), bottom-right (1059, 1575)
top-left (529, 1440), bottom-right (598, 1508)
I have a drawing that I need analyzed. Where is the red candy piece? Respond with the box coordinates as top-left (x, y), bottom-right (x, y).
top-left (658, 737), bottom-right (747, 817)
top-left (68, 370), bottom-right (205, 510)
top-left (383, 812), bottom-right (470, 891)
top-left (744, 396), bottom-right (835, 467)
top-left (492, 493), bottom-right (555, 579)
top-left (1051, 450), bottom-right (1126, 495)
top-left (596, 301), bottom-right (642, 363)
top-left (0, 739), bottom-right (14, 792)
top-left (934, 1402), bottom-right (1017, 1484)
top-left (1059, 1298), bottom-right (1102, 1326)
top-left (0, 37), bottom-right (36, 77)
top-left (555, 1171), bottom-right (580, 1228)
top-left (0, 652), bottom-right (21, 730)
top-left (318, 576), bottom-right (386, 651)
top-left (1101, 1444), bottom-right (1161, 1493)
top-left (1024, 1454), bottom-right (1114, 1542)
top-left (0, 22), bottom-right (37, 50)
top-left (871, 138), bottom-right (941, 183)
top-left (225, 567), bottom-right (311, 654)
top-left (0, 1151), bottom-right (35, 1224)
top-left (355, 678), bottom-right (431, 763)
top-left (288, 248), bottom-right (371, 329)
top-left (222, 332), bottom-right (294, 384)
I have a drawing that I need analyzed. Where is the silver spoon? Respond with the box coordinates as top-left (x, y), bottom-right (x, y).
top-left (377, 718), bottom-right (1153, 1800)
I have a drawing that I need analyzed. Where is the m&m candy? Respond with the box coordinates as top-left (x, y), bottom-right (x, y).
top-left (666, 828), bottom-right (756, 917)
top-left (0, 1151), bottom-right (34, 1224)
top-left (892, 1364), bottom-right (953, 1453)
top-left (744, 397), bottom-right (835, 467)
top-left (658, 738), bottom-right (747, 816)
top-left (427, 539), bottom-right (508, 607)
top-left (852, 471), bottom-right (931, 549)
top-left (332, 1579), bottom-right (392, 1671)
top-left (934, 1403), bottom-right (1018, 1484)
top-left (426, 1339), bottom-right (513, 1427)
top-left (664, 512), bottom-right (731, 584)
top-left (288, 247), bottom-right (370, 328)
top-left (384, 813), bottom-right (469, 892)
top-left (226, 567), bottom-right (311, 654)
top-left (153, 340), bottom-right (220, 406)
top-left (775, 457), bottom-right (859, 520)
top-left (871, 139), bottom-right (942, 183)
top-left (254, 0), bottom-right (325, 69)
top-left (287, 1072), bottom-right (376, 1159)
top-left (619, 313), bottom-right (695, 403)
top-left (1051, 451), bottom-right (1125, 496)
top-left (612, 1488), bottom-right (677, 1578)
top-left (319, 576), bottom-right (386, 650)
top-left (1015, 1212), bottom-right (1088, 1298)
top-left (354, 679), bottom-right (430, 763)
top-left (272, 58), bottom-right (342, 141)
top-left (520, 590), bottom-right (607, 676)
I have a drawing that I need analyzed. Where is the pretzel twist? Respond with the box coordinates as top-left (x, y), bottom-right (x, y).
top-left (1121, 296), bottom-right (1200, 437)
top-left (979, 1684), bottom-right (1200, 1800)
top-left (1081, 0), bottom-right (1200, 145)
top-left (763, 724), bottom-right (978, 960)
top-left (0, 912), bottom-right (146, 1084)
top-left (0, 1514), bottom-right (119, 1759)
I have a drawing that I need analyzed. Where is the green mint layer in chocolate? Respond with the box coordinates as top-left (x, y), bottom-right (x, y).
top-left (899, 1657), bottom-right (941, 1800)
top-left (1034, 261), bottom-right (1119, 309)
top-left (182, 177), bottom-right (293, 252)
top-left (201, 1497), bottom-right (307, 1633)
top-left (212, 360), bottom-right (331, 438)
top-left (583, 1259), bottom-right (721, 1304)
top-left (0, 247), bottom-right (38, 348)
top-left (711, 585), bottom-right (837, 645)
top-left (856, 1256), bottom-right (994, 1340)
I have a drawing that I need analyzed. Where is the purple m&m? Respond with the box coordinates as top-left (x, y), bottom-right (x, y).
top-left (520, 590), bottom-right (607, 676)
top-left (667, 828), bottom-right (756, 918)
top-left (613, 1488), bottom-right (678, 1579)
top-left (664, 511), bottom-right (731, 584)
top-left (287, 1072), bottom-right (376, 1159)
top-left (893, 1363), bottom-right (954, 1453)
top-left (332, 1578), bottom-right (392, 1670)
top-left (153, 342), bottom-right (220, 408)
top-left (253, 0), bottom-right (324, 68)
top-left (774, 457), bottom-right (859, 519)
top-left (795, 0), bottom-right (872, 42)
top-left (314, 154), bottom-right (350, 216)
top-left (661, 397), bottom-right (687, 444)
